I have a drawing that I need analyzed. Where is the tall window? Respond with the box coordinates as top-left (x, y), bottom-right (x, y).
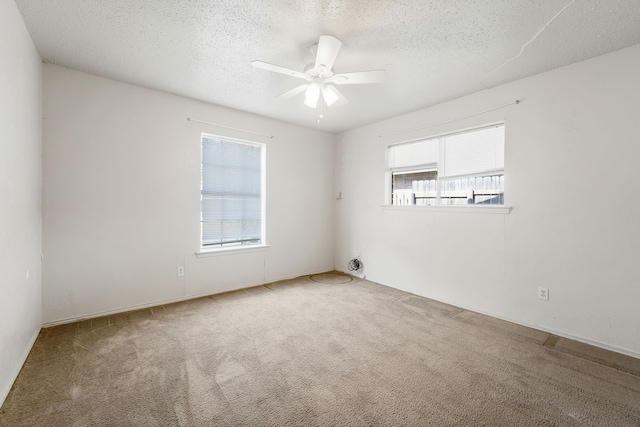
top-left (388, 124), bottom-right (505, 206)
top-left (201, 135), bottom-right (265, 248)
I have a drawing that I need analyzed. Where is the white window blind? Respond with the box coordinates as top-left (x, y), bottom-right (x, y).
top-left (388, 138), bottom-right (439, 170)
top-left (201, 136), bottom-right (264, 247)
top-left (442, 125), bottom-right (504, 178)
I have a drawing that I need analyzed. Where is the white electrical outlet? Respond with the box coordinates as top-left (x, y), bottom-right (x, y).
top-left (538, 287), bottom-right (549, 301)
top-left (177, 266), bottom-right (185, 277)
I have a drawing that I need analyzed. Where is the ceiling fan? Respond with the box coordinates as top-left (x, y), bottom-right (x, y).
top-left (252, 35), bottom-right (386, 110)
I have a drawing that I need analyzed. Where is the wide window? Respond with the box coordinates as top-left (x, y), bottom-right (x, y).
top-left (388, 124), bottom-right (505, 206)
top-left (201, 135), bottom-right (265, 248)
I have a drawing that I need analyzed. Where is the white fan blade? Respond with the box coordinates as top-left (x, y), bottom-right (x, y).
top-left (315, 35), bottom-right (342, 72)
top-left (276, 84), bottom-right (309, 99)
top-left (251, 61), bottom-right (309, 80)
top-left (330, 69), bottom-right (387, 85)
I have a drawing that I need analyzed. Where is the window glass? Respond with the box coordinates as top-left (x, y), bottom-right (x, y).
top-left (201, 135), bottom-right (265, 247)
top-left (392, 170), bottom-right (437, 206)
top-left (388, 124), bottom-right (504, 206)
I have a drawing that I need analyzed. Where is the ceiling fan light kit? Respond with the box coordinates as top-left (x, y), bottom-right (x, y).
top-left (322, 85), bottom-right (340, 107)
top-left (304, 83), bottom-right (321, 108)
top-left (252, 35), bottom-right (386, 115)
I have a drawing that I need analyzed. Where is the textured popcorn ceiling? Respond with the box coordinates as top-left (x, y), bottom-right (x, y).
top-left (14, 0), bottom-right (640, 133)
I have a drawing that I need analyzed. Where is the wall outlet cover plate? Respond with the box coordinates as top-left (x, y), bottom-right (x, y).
top-left (538, 287), bottom-right (549, 301)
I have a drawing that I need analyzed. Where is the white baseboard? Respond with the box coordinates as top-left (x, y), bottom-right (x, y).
top-left (498, 316), bottom-right (640, 360)
top-left (42, 267), bottom-right (333, 327)
top-left (336, 270), bottom-right (640, 361)
top-left (420, 294), bottom-right (640, 360)
top-left (0, 328), bottom-right (40, 408)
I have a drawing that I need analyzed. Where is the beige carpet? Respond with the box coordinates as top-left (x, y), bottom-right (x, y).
top-left (1, 273), bottom-right (639, 426)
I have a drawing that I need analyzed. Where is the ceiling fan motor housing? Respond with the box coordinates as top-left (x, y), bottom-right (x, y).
top-left (305, 63), bottom-right (334, 81)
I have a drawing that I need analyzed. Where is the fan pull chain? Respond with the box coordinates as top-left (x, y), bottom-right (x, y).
top-left (317, 97), bottom-right (324, 123)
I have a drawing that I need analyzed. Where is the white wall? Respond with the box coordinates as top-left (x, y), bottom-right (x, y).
top-left (0, 0), bottom-right (42, 406)
top-left (335, 43), bottom-right (640, 357)
top-left (42, 64), bottom-right (334, 324)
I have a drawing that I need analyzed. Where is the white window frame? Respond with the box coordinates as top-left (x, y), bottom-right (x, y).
top-left (199, 133), bottom-right (267, 253)
top-left (386, 123), bottom-right (506, 208)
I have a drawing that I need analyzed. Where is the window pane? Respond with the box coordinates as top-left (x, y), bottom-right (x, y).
top-left (388, 138), bottom-right (438, 169)
top-left (442, 125), bottom-right (504, 178)
top-left (392, 170), bottom-right (437, 206)
top-left (388, 124), bottom-right (505, 206)
top-left (201, 136), bottom-right (264, 246)
top-left (440, 173), bottom-right (504, 205)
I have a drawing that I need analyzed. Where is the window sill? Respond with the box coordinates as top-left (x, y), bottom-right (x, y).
top-left (381, 205), bottom-right (511, 214)
top-left (196, 244), bottom-right (270, 258)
